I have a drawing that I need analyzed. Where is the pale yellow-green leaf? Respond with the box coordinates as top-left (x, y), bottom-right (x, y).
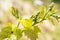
top-left (0, 24), bottom-right (12, 40)
top-left (13, 27), bottom-right (22, 40)
top-left (20, 19), bottom-right (33, 28)
top-left (40, 6), bottom-right (45, 19)
top-left (10, 7), bottom-right (19, 19)
top-left (45, 12), bottom-right (52, 19)
top-left (51, 7), bottom-right (57, 14)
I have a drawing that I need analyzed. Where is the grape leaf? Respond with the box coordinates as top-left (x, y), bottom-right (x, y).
top-left (0, 24), bottom-right (12, 40)
top-left (24, 26), bottom-right (40, 40)
top-left (24, 28), bottom-right (37, 40)
top-left (13, 27), bottom-right (22, 40)
top-left (20, 19), bottom-right (33, 28)
top-left (33, 26), bottom-right (41, 33)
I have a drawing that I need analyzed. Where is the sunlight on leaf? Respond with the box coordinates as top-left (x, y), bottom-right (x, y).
top-left (20, 19), bottom-right (33, 28)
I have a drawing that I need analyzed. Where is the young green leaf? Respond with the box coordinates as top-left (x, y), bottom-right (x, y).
top-left (39, 6), bottom-right (45, 19)
top-left (33, 26), bottom-right (41, 33)
top-left (20, 19), bottom-right (33, 28)
top-left (49, 2), bottom-right (57, 14)
top-left (23, 26), bottom-right (41, 40)
top-left (13, 27), bottom-right (22, 40)
top-left (24, 28), bottom-right (38, 40)
top-left (0, 24), bottom-right (12, 40)
top-left (51, 14), bottom-right (60, 22)
top-left (45, 12), bottom-right (52, 19)
top-left (10, 7), bottom-right (19, 19)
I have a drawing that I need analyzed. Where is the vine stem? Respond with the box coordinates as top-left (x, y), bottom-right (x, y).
top-left (32, 9), bottom-right (50, 26)
top-left (17, 18), bottom-right (21, 27)
top-left (17, 22), bottom-right (20, 27)
top-left (40, 10), bottom-right (49, 22)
